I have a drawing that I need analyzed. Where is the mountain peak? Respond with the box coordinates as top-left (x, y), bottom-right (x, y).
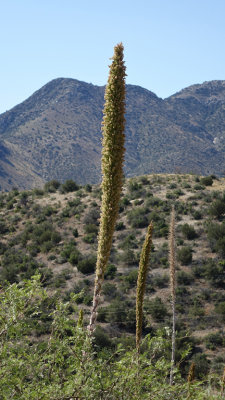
top-left (168, 80), bottom-right (225, 104)
top-left (0, 78), bottom-right (225, 190)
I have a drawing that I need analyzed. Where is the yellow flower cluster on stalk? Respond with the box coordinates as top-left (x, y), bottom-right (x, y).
top-left (88, 43), bottom-right (126, 332)
top-left (136, 222), bottom-right (153, 352)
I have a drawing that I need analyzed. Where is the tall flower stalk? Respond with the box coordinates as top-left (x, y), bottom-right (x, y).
top-left (88, 43), bottom-right (126, 332)
top-left (136, 222), bottom-right (153, 352)
top-left (169, 205), bottom-right (176, 385)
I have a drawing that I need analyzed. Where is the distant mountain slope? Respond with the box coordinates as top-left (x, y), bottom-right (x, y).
top-left (0, 78), bottom-right (225, 190)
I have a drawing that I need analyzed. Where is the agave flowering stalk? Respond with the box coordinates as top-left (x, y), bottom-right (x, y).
top-left (169, 205), bottom-right (176, 385)
top-left (88, 43), bottom-right (126, 332)
top-left (136, 222), bottom-right (153, 353)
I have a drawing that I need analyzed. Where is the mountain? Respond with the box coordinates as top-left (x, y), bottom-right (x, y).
top-left (0, 78), bottom-right (225, 190)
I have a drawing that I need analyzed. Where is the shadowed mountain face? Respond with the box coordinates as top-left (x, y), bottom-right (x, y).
top-left (0, 78), bottom-right (225, 190)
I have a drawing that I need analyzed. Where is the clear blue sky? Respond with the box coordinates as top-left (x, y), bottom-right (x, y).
top-left (1, 0), bottom-right (225, 114)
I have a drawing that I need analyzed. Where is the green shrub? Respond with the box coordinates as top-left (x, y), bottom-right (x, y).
top-left (192, 210), bottom-right (202, 220)
top-left (0, 249), bottom-right (52, 285)
top-left (193, 184), bottom-right (204, 190)
top-left (61, 180), bottom-right (79, 193)
top-left (177, 246), bottom-right (192, 265)
top-left (200, 176), bottom-right (213, 186)
top-left (191, 353), bottom-right (210, 379)
top-left (85, 184), bottom-right (92, 192)
top-left (84, 223), bottom-right (98, 234)
top-left (33, 188), bottom-right (44, 196)
top-left (152, 274), bottom-right (169, 288)
top-left (203, 259), bottom-right (225, 287)
top-left (102, 300), bottom-right (137, 332)
top-left (69, 249), bottom-right (82, 266)
top-left (83, 208), bottom-right (100, 225)
top-left (61, 242), bottom-right (82, 266)
top-left (0, 220), bottom-right (8, 234)
top-left (44, 180), bottom-right (61, 193)
top-left (104, 264), bottom-right (117, 279)
top-left (115, 221), bottom-right (126, 230)
top-left (121, 196), bottom-right (130, 206)
top-left (124, 269), bottom-right (138, 288)
top-left (83, 233), bottom-right (96, 244)
top-left (77, 256), bottom-right (96, 274)
top-left (204, 332), bottom-right (225, 350)
top-left (72, 228), bottom-right (78, 238)
top-left (128, 179), bottom-right (141, 192)
top-left (189, 297), bottom-right (205, 317)
top-left (127, 207), bottom-right (149, 229)
top-left (177, 271), bottom-right (192, 285)
top-left (93, 326), bottom-right (113, 350)
top-left (215, 301), bottom-right (225, 321)
top-left (102, 282), bottom-right (117, 299)
top-left (207, 221), bottom-right (225, 256)
top-left (181, 223), bottom-right (198, 240)
top-left (146, 297), bottom-right (168, 321)
top-left (209, 199), bottom-right (225, 219)
top-left (119, 233), bottom-right (138, 250)
top-left (120, 249), bottom-right (137, 266)
top-left (0, 241), bottom-right (7, 255)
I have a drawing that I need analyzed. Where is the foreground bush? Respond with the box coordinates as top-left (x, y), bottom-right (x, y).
top-left (0, 276), bottom-right (223, 399)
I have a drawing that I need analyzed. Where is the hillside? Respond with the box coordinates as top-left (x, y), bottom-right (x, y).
top-left (0, 79), bottom-right (225, 190)
top-left (0, 173), bottom-right (225, 374)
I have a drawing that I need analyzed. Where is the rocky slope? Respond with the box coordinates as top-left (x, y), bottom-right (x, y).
top-left (0, 79), bottom-right (225, 190)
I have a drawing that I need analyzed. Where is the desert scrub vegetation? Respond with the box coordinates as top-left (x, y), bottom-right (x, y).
top-left (0, 44), bottom-right (225, 397)
top-left (0, 173), bottom-right (225, 377)
top-left (1, 276), bottom-right (224, 399)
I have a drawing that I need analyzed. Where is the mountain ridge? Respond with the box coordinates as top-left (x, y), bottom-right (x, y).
top-left (0, 78), bottom-right (225, 190)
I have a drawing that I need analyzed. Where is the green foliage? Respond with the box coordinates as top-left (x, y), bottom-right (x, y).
top-left (98, 299), bottom-right (137, 332)
top-left (192, 209), bottom-right (202, 220)
top-left (177, 246), bottom-right (192, 265)
top-left (209, 199), bottom-right (225, 219)
top-left (191, 353), bottom-right (210, 380)
top-left (145, 297), bottom-right (168, 321)
top-left (2, 275), bottom-right (206, 399)
top-left (104, 263), bottom-right (117, 279)
top-left (119, 233), bottom-right (138, 249)
top-left (102, 282), bottom-right (117, 299)
top-left (181, 223), bottom-right (198, 240)
top-left (204, 331), bottom-right (225, 350)
top-left (127, 207), bottom-right (149, 228)
top-left (72, 228), bottom-right (78, 237)
top-left (177, 271), bottom-right (192, 285)
top-left (0, 249), bottom-right (52, 285)
top-left (0, 219), bottom-right (8, 234)
top-left (83, 207), bottom-right (100, 225)
top-left (215, 301), bottom-right (225, 321)
top-left (115, 220), bottom-right (126, 230)
top-left (60, 179), bottom-right (79, 193)
top-left (30, 221), bottom-right (61, 253)
top-left (77, 255), bottom-right (96, 274)
top-left (194, 184), bottom-right (205, 190)
top-left (83, 232), bottom-right (96, 243)
top-left (207, 221), bottom-right (225, 256)
top-left (124, 269), bottom-right (138, 288)
top-left (84, 223), bottom-right (98, 234)
top-left (203, 259), bottom-right (225, 287)
top-left (120, 248), bottom-right (138, 266)
top-left (200, 176), bottom-right (213, 186)
top-left (60, 241), bottom-right (82, 265)
top-left (44, 179), bottom-right (61, 193)
top-left (152, 273), bottom-right (169, 288)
